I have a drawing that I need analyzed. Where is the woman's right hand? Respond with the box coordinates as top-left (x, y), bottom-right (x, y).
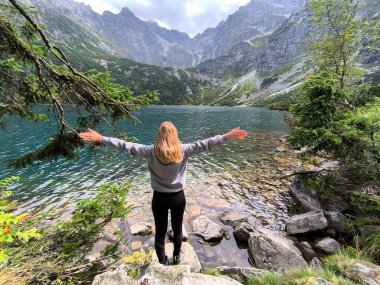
top-left (227, 127), bottom-right (248, 140)
top-left (78, 128), bottom-right (104, 143)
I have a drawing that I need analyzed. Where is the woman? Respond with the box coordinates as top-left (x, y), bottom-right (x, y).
top-left (79, 122), bottom-right (247, 265)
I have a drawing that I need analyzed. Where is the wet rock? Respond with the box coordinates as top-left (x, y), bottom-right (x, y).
top-left (298, 241), bottom-right (317, 262)
top-left (130, 222), bottom-right (153, 236)
top-left (325, 211), bottom-right (351, 234)
top-left (187, 204), bottom-right (201, 219)
top-left (248, 226), bottom-right (307, 273)
top-left (167, 224), bottom-right (188, 241)
top-left (191, 215), bottom-right (224, 241)
top-left (316, 278), bottom-right (333, 285)
top-left (218, 212), bottom-right (248, 228)
top-left (310, 257), bottom-right (324, 269)
top-left (92, 270), bottom-right (136, 285)
top-left (140, 262), bottom-right (242, 285)
top-left (152, 242), bottom-right (201, 272)
top-left (314, 237), bottom-right (340, 254)
top-left (286, 210), bottom-right (328, 235)
top-left (217, 266), bottom-right (268, 284)
top-left (289, 180), bottom-right (323, 211)
top-left (233, 222), bottom-right (255, 242)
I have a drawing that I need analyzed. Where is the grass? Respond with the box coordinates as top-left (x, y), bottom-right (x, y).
top-left (202, 268), bottom-right (220, 276)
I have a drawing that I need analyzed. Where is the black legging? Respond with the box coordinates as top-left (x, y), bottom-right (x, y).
top-left (152, 190), bottom-right (186, 262)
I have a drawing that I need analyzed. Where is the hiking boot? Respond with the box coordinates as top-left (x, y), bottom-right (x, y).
top-left (159, 255), bottom-right (169, 266)
top-left (173, 248), bottom-right (184, 265)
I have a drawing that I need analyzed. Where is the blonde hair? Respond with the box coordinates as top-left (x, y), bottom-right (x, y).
top-left (156, 121), bottom-right (182, 164)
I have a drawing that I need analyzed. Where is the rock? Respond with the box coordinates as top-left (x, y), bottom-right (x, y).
top-left (218, 212), bottom-right (248, 228)
top-left (289, 180), bottom-right (323, 211)
top-left (204, 199), bottom-right (232, 208)
top-left (316, 278), bottom-right (333, 285)
top-left (217, 266), bottom-right (268, 284)
top-left (314, 237), bottom-right (340, 254)
top-left (279, 135), bottom-right (289, 142)
top-left (152, 242), bottom-right (201, 272)
top-left (298, 241), bottom-right (317, 262)
top-left (310, 257), bottom-right (324, 269)
top-left (167, 224), bottom-right (188, 241)
top-left (351, 263), bottom-right (376, 279)
top-left (191, 215), bottom-right (224, 241)
top-left (92, 270), bottom-right (137, 285)
top-left (286, 210), bottom-right (328, 235)
top-left (130, 222), bottom-right (153, 236)
top-left (233, 222), bottom-right (255, 242)
top-left (140, 262), bottom-right (242, 285)
top-left (276, 147), bottom-right (285, 152)
top-left (325, 211), bottom-right (351, 234)
top-left (248, 226), bottom-right (307, 273)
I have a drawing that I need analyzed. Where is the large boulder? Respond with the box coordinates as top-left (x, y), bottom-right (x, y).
top-left (92, 270), bottom-right (137, 285)
top-left (248, 226), bottom-right (307, 273)
top-left (233, 222), bottom-right (255, 242)
top-left (217, 266), bottom-right (268, 284)
top-left (218, 212), bottom-right (248, 228)
top-left (191, 215), bottom-right (224, 241)
top-left (313, 237), bottom-right (341, 254)
top-left (151, 242), bottom-right (201, 272)
top-left (286, 210), bottom-right (328, 235)
top-left (325, 211), bottom-right (351, 234)
top-left (140, 262), bottom-right (242, 285)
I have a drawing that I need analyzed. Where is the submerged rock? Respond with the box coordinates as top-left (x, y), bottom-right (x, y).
top-left (313, 237), bottom-right (340, 254)
top-left (130, 222), bottom-right (153, 236)
top-left (248, 226), bottom-right (307, 273)
top-left (286, 210), bottom-right (328, 235)
top-left (191, 215), bottom-right (224, 241)
top-left (218, 212), bottom-right (248, 228)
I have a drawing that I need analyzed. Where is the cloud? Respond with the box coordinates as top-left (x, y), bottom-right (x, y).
top-left (74, 0), bottom-right (250, 37)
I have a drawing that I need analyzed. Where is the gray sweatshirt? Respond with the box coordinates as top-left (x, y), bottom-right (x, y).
top-left (103, 134), bottom-right (228, 193)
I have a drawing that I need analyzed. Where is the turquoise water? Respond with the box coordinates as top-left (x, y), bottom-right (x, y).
top-left (1, 105), bottom-right (289, 213)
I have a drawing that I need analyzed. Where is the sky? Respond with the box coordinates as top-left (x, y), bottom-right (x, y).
top-left (74, 0), bottom-right (251, 37)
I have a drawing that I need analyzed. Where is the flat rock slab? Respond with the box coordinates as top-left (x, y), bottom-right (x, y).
top-left (130, 222), bottom-right (153, 236)
top-left (286, 210), bottom-right (328, 235)
top-left (140, 262), bottom-right (242, 285)
top-left (152, 242), bottom-right (201, 272)
top-left (248, 226), bottom-right (307, 273)
top-left (92, 270), bottom-right (137, 285)
top-left (217, 266), bottom-right (268, 284)
top-left (218, 212), bottom-right (248, 228)
top-left (191, 215), bottom-right (224, 241)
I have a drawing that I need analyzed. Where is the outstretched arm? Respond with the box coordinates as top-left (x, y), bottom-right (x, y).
top-left (78, 129), bottom-right (153, 159)
top-left (182, 127), bottom-right (247, 158)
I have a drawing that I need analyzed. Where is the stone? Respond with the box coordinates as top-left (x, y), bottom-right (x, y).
top-left (167, 224), bottom-right (188, 241)
top-left (314, 237), bottom-right (340, 254)
top-left (191, 215), bottom-right (224, 241)
top-left (248, 226), bottom-right (307, 273)
top-left (92, 270), bottom-right (137, 285)
top-left (140, 262), bottom-right (242, 285)
top-left (217, 266), bottom-right (268, 284)
top-left (130, 222), bottom-right (153, 236)
top-left (152, 242), bottom-right (201, 272)
top-left (204, 199), bottom-right (231, 208)
top-left (310, 257), bottom-right (324, 270)
top-left (218, 212), bottom-right (248, 228)
top-left (276, 147), bottom-right (285, 152)
top-left (233, 222), bottom-right (255, 242)
top-left (298, 241), bottom-right (317, 262)
top-left (289, 180), bottom-right (323, 211)
top-left (286, 210), bottom-right (328, 235)
top-left (351, 263), bottom-right (376, 279)
top-left (316, 278), bottom-right (333, 285)
top-left (325, 211), bottom-right (351, 234)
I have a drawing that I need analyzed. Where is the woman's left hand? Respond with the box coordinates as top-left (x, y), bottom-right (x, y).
top-left (78, 128), bottom-right (104, 143)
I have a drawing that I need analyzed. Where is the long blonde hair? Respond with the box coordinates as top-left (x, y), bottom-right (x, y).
top-left (156, 121), bottom-right (182, 164)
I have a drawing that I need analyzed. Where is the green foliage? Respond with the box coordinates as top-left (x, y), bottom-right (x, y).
top-left (122, 250), bottom-right (152, 279)
top-left (353, 192), bottom-right (380, 215)
top-left (362, 230), bottom-right (380, 261)
top-left (0, 177), bottom-right (41, 263)
top-left (248, 272), bottom-right (282, 285)
top-left (4, 181), bottom-right (131, 283)
top-left (202, 268), bottom-right (220, 276)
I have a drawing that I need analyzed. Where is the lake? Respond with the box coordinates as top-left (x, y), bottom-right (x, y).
top-left (1, 105), bottom-right (297, 267)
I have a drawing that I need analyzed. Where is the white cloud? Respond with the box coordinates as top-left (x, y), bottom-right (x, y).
top-left (74, 0), bottom-right (251, 37)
